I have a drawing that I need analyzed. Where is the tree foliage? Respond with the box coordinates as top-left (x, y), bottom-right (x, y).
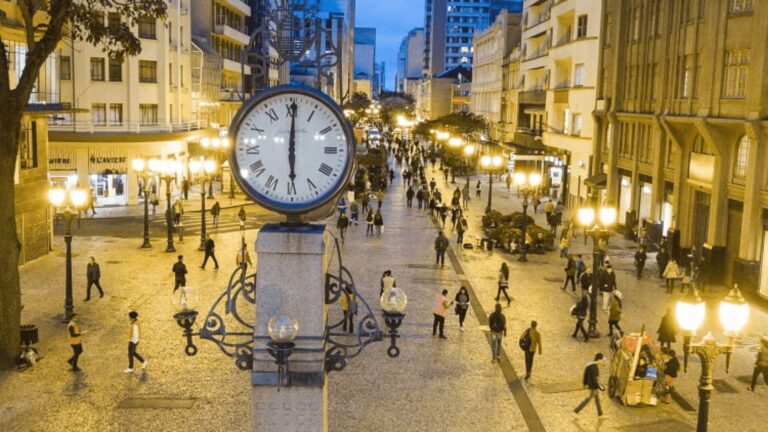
top-left (0, 0), bottom-right (167, 369)
top-left (414, 112), bottom-right (487, 137)
top-left (341, 91), bottom-right (372, 125)
top-left (378, 92), bottom-right (415, 128)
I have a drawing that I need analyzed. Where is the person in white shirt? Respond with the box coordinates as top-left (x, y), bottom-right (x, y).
top-left (124, 311), bottom-right (148, 373)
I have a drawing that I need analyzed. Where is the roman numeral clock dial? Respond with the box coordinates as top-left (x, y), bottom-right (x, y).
top-left (229, 86), bottom-right (355, 217)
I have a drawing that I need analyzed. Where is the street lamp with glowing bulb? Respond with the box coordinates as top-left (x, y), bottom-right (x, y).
top-left (49, 186), bottom-right (88, 322)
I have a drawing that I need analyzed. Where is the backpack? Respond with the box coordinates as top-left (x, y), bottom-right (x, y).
top-left (489, 313), bottom-right (505, 332)
top-left (519, 330), bottom-right (531, 351)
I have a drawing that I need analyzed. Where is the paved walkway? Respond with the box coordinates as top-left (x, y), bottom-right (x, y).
top-left (2, 153), bottom-right (767, 431)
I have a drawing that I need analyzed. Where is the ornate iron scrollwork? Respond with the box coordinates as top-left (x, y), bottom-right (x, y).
top-left (324, 236), bottom-right (384, 373)
top-left (176, 264), bottom-right (257, 371)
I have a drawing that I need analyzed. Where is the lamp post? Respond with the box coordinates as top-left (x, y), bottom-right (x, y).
top-left (676, 285), bottom-right (749, 432)
top-left (132, 158), bottom-right (153, 249)
top-left (576, 205), bottom-right (617, 338)
top-left (189, 157), bottom-right (218, 251)
top-left (480, 155), bottom-right (503, 212)
top-left (151, 157), bottom-right (178, 253)
top-left (513, 172), bottom-right (542, 262)
top-left (49, 187), bottom-right (88, 322)
top-left (463, 144), bottom-right (475, 190)
top-left (202, 136), bottom-right (228, 199)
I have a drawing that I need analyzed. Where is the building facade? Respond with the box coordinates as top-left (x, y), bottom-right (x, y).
top-left (354, 27), bottom-right (376, 97)
top-left (470, 10), bottom-right (521, 142)
top-left (594, 0), bottom-right (768, 298)
top-left (51, 0), bottom-right (215, 208)
top-left (416, 65), bottom-right (472, 120)
top-left (192, 0), bottom-right (252, 126)
top-left (396, 28), bottom-right (426, 94)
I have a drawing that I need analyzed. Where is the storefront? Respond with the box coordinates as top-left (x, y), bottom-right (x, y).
top-left (88, 148), bottom-right (128, 206)
top-left (636, 176), bottom-right (653, 223)
top-left (617, 172), bottom-right (632, 226)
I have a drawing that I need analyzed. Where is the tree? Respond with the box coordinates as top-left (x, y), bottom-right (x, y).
top-left (0, 0), bottom-right (167, 369)
top-left (414, 112), bottom-right (487, 137)
top-left (378, 93), bottom-right (415, 128)
top-left (342, 91), bottom-right (371, 125)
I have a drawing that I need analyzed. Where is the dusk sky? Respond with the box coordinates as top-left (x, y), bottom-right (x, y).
top-left (356, 0), bottom-right (425, 92)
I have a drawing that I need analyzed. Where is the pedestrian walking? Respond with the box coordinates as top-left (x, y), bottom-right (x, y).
top-left (434, 231), bottom-right (449, 268)
top-left (747, 336), bottom-right (768, 392)
top-left (172, 255), bottom-right (187, 293)
top-left (462, 183), bottom-right (470, 208)
top-left (416, 187), bottom-right (425, 209)
top-left (173, 199), bottom-right (184, 225)
top-left (182, 177), bottom-right (189, 200)
top-left (634, 246), bottom-right (647, 280)
top-left (454, 286), bottom-right (470, 331)
top-left (210, 201), bottom-right (221, 227)
top-left (200, 234), bottom-right (219, 270)
top-left (475, 180), bottom-right (482, 198)
top-left (656, 247), bottom-right (670, 279)
top-left (521, 321), bottom-right (542, 379)
top-left (432, 289), bottom-right (452, 339)
top-left (85, 256), bottom-right (104, 301)
top-left (238, 206), bottom-right (246, 231)
top-left (150, 193), bottom-right (159, 215)
top-left (496, 263), bottom-right (512, 306)
top-left (365, 209), bottom-right (374, 236)
top-left (406, 186), bottom-right (415, 208)
top-left (657, 308), bottom-right (677, 350)
top-left (340, 287), bottom-right (355, 334)
top-left (575, 254), bottom-right (586, 280)
top-left (600, 265), bottom-right (617, 311)
top-left (380, 270), bottom-right (397, 297)
top-left (663, 260), bottom-right (680, 293)
top-left (429, 178), bottom-right (437, 192)
top-left (579, 265), bottom-right (593, 293)
top-left (488, 303), bottom-right (506, 361)
top-left (373, 209), bottom-right (384, 236)
top-left (362, 194), bottom-right (370, 214)
top-left (124, 311), bottom-right (148, 373)
top-left (608, 292), bottom-right (623, 337)
top-left (456, 215), bottom-right (467, 245)
top-left (544, 200), bottom-right (555, 222)
top-left (562, 255), bottom-right (577, 291)
top-left (66, 313), bottom-right (85, 372)
top-left (571, 294), bottom-right (589, 342)
top-left (337, 212), bottom-right (349, 244)
top-left (337, 196), bottom-right (347, 215)
top-left (350, 201), bottom-right (359, 225)
top-left (680, 266), bottom-right (692, 294)
top-left (88, 187), bottom-right (97, 215)
top-left (532, 194), bottom-right (540, 214)
top-left (574, 353), bottom-right (606, 417)
top-left (505, 174), bottom-right (512, 192)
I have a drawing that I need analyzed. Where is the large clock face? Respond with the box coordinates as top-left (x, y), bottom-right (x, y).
top-left (229, 86), bottom-right (355, 215)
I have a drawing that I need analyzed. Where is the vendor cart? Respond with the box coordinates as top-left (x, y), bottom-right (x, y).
top-left (607, 326), bottom-right (666, 407)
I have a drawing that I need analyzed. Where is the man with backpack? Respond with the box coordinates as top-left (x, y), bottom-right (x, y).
top-left (520, 321), bottom-right (542, 380)
top-left (574, 353), bottom-right (606, 417)
top-left (488, 303), bottom-right (506, 361)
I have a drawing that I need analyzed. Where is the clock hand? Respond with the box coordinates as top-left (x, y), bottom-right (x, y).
top-left (288, 101), bottom-right (297, 183)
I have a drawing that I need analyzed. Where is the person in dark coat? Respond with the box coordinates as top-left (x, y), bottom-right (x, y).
top-left (373, 210), bottom-right (384, 236)
top-left (172, 255), bottom-right (187, 292)
top-left (600, 266), bottom-right (617, 312)
top-left (210, 201), bottom-right (221, 227)
top-left (434, 231), bottom-right (449, 268)
top-left (406, 186), bottom-right (415, 208)
top-left (454, 286), bottom-right (470, 331)
top-left (657, 308), bottom-right (677, 350)
top-left (579, 265), bottom-right (592, 293)
top-left (337, 212), bottom-right (349, 244)
top-left (656, 247), bottom-right (670, 279)
top-left (562, 255), bottom-right (577, 291)
top-left (574, 353), bottom-right (606, 417)
top-left (634, 246), bottom-right (647, 280)
top-left (200, 235), bottom-right (219, 270)
top-left (748, 337), bottom-right (768, 392)
top-left (572, 294), bottom-right (589, 342)
top-left (85, 256), bottom-right (104, 301)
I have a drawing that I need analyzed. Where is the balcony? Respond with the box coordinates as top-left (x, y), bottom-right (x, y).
top-left (525, 11), bottom-right (551, 30)
top-left (48, 119), bottom-right (208, 134)
top-left (223, 58), bottom-right (243, 74)
top-left (518, 90), bottom-right (546, 105)
top-left (214, 24), bottom-right (250, 46)
top-left (524, 45), bottom-right (549, 62)
top-left (218, 0), bottom-right (251, 17)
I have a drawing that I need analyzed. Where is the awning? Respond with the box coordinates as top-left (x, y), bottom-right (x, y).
top-left (584, 172), bottom-right (607, 189)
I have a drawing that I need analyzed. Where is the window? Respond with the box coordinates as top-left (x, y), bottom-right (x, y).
top-left (108, 13), bottom-right (120, 32)
top-left (632, 8), bottom-right (640, 40)
top-left (138, 16), bottom-right (156, 39)
top-left (576, 15), bottom-right (588, 38)
top-left (60, 56), bottom-right (71, 80)
top-left (109, 57), bottom-right (122, 82)
top-left (140, 104), bottom-right (158, 125)
top-left (723, 49), bottom-right (749, 98)
top-left (139, 60), bottom-right (157, 83)
top-left (90, 57), bottom-right (105, 81)
top-left (19, 122), bottom-right (37, 169)
top-left (109, 103), bottom-right (123, 125)
top-left (91, 103), bottom-right (106, 125)
top-left (169, 62), bottom-right (173, 85)
top-left (681, 55), bottom-right (692, 98)
top-left (574, 64), bottom-right (585, 86)
top-left (729, 0), bottom-right (753, 13)
top-left (733, 135), bottom-right (750, 182)
top-left (572, 113), bottom-right (583, 136)
top-left (180, 65), bottom-right (184, 87)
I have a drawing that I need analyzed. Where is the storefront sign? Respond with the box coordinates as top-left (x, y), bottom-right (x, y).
top-left (89, 147), bottom-right (127, 173)
top-left (688, 152), bottom-right (715, 184)
top-left (49, 147), bottom-right (77, 170)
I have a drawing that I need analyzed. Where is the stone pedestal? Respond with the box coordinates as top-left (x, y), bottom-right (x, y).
top-left (252, 223), bottom-right (329, 432)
